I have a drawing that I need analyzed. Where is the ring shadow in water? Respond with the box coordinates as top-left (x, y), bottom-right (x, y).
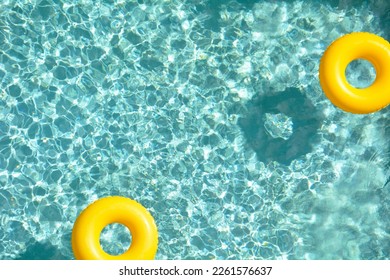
top-left (15, 241), bottom-right (67, 260)
top-left (238, 87), bottom-right (323, 165)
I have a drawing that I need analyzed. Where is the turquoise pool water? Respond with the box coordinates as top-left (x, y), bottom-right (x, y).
top-left (0, 0), bottom-right (389, 260)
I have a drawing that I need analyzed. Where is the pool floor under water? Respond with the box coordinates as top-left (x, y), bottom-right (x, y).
top-left (0, 0), bottom-right (389, 260)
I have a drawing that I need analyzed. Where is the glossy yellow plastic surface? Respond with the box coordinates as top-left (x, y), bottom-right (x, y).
top-left (72, 196), bottom-right (158, 260)
top-left (319, 32), bottom-right (390, 114)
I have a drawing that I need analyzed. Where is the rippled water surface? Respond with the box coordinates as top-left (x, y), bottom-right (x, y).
top-left (0, 0), bottom-right (389, 260)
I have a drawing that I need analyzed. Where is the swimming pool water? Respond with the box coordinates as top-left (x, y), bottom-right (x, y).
top-left (0, 0), bottom-right (389, 260)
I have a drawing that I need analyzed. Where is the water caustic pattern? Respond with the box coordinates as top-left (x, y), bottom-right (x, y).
top-left (0, 0), bottom-right (389, 260)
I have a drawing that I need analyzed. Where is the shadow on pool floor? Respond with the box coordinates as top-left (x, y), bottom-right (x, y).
top-left (15, 241), bottom-right (67, 260)
top-left (238, 87), bottom-right (323, 165)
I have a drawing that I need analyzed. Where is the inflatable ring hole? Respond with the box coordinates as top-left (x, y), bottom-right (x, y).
top-left (99, 223), bottom-right (132, 256)
top-left (345, 59), bottom-right (376, 89)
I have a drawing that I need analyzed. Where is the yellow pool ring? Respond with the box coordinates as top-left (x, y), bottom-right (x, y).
top-left (71, 196), bottom-right (158, 260)
top-left (319, 32), bottom-right (390, 114)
